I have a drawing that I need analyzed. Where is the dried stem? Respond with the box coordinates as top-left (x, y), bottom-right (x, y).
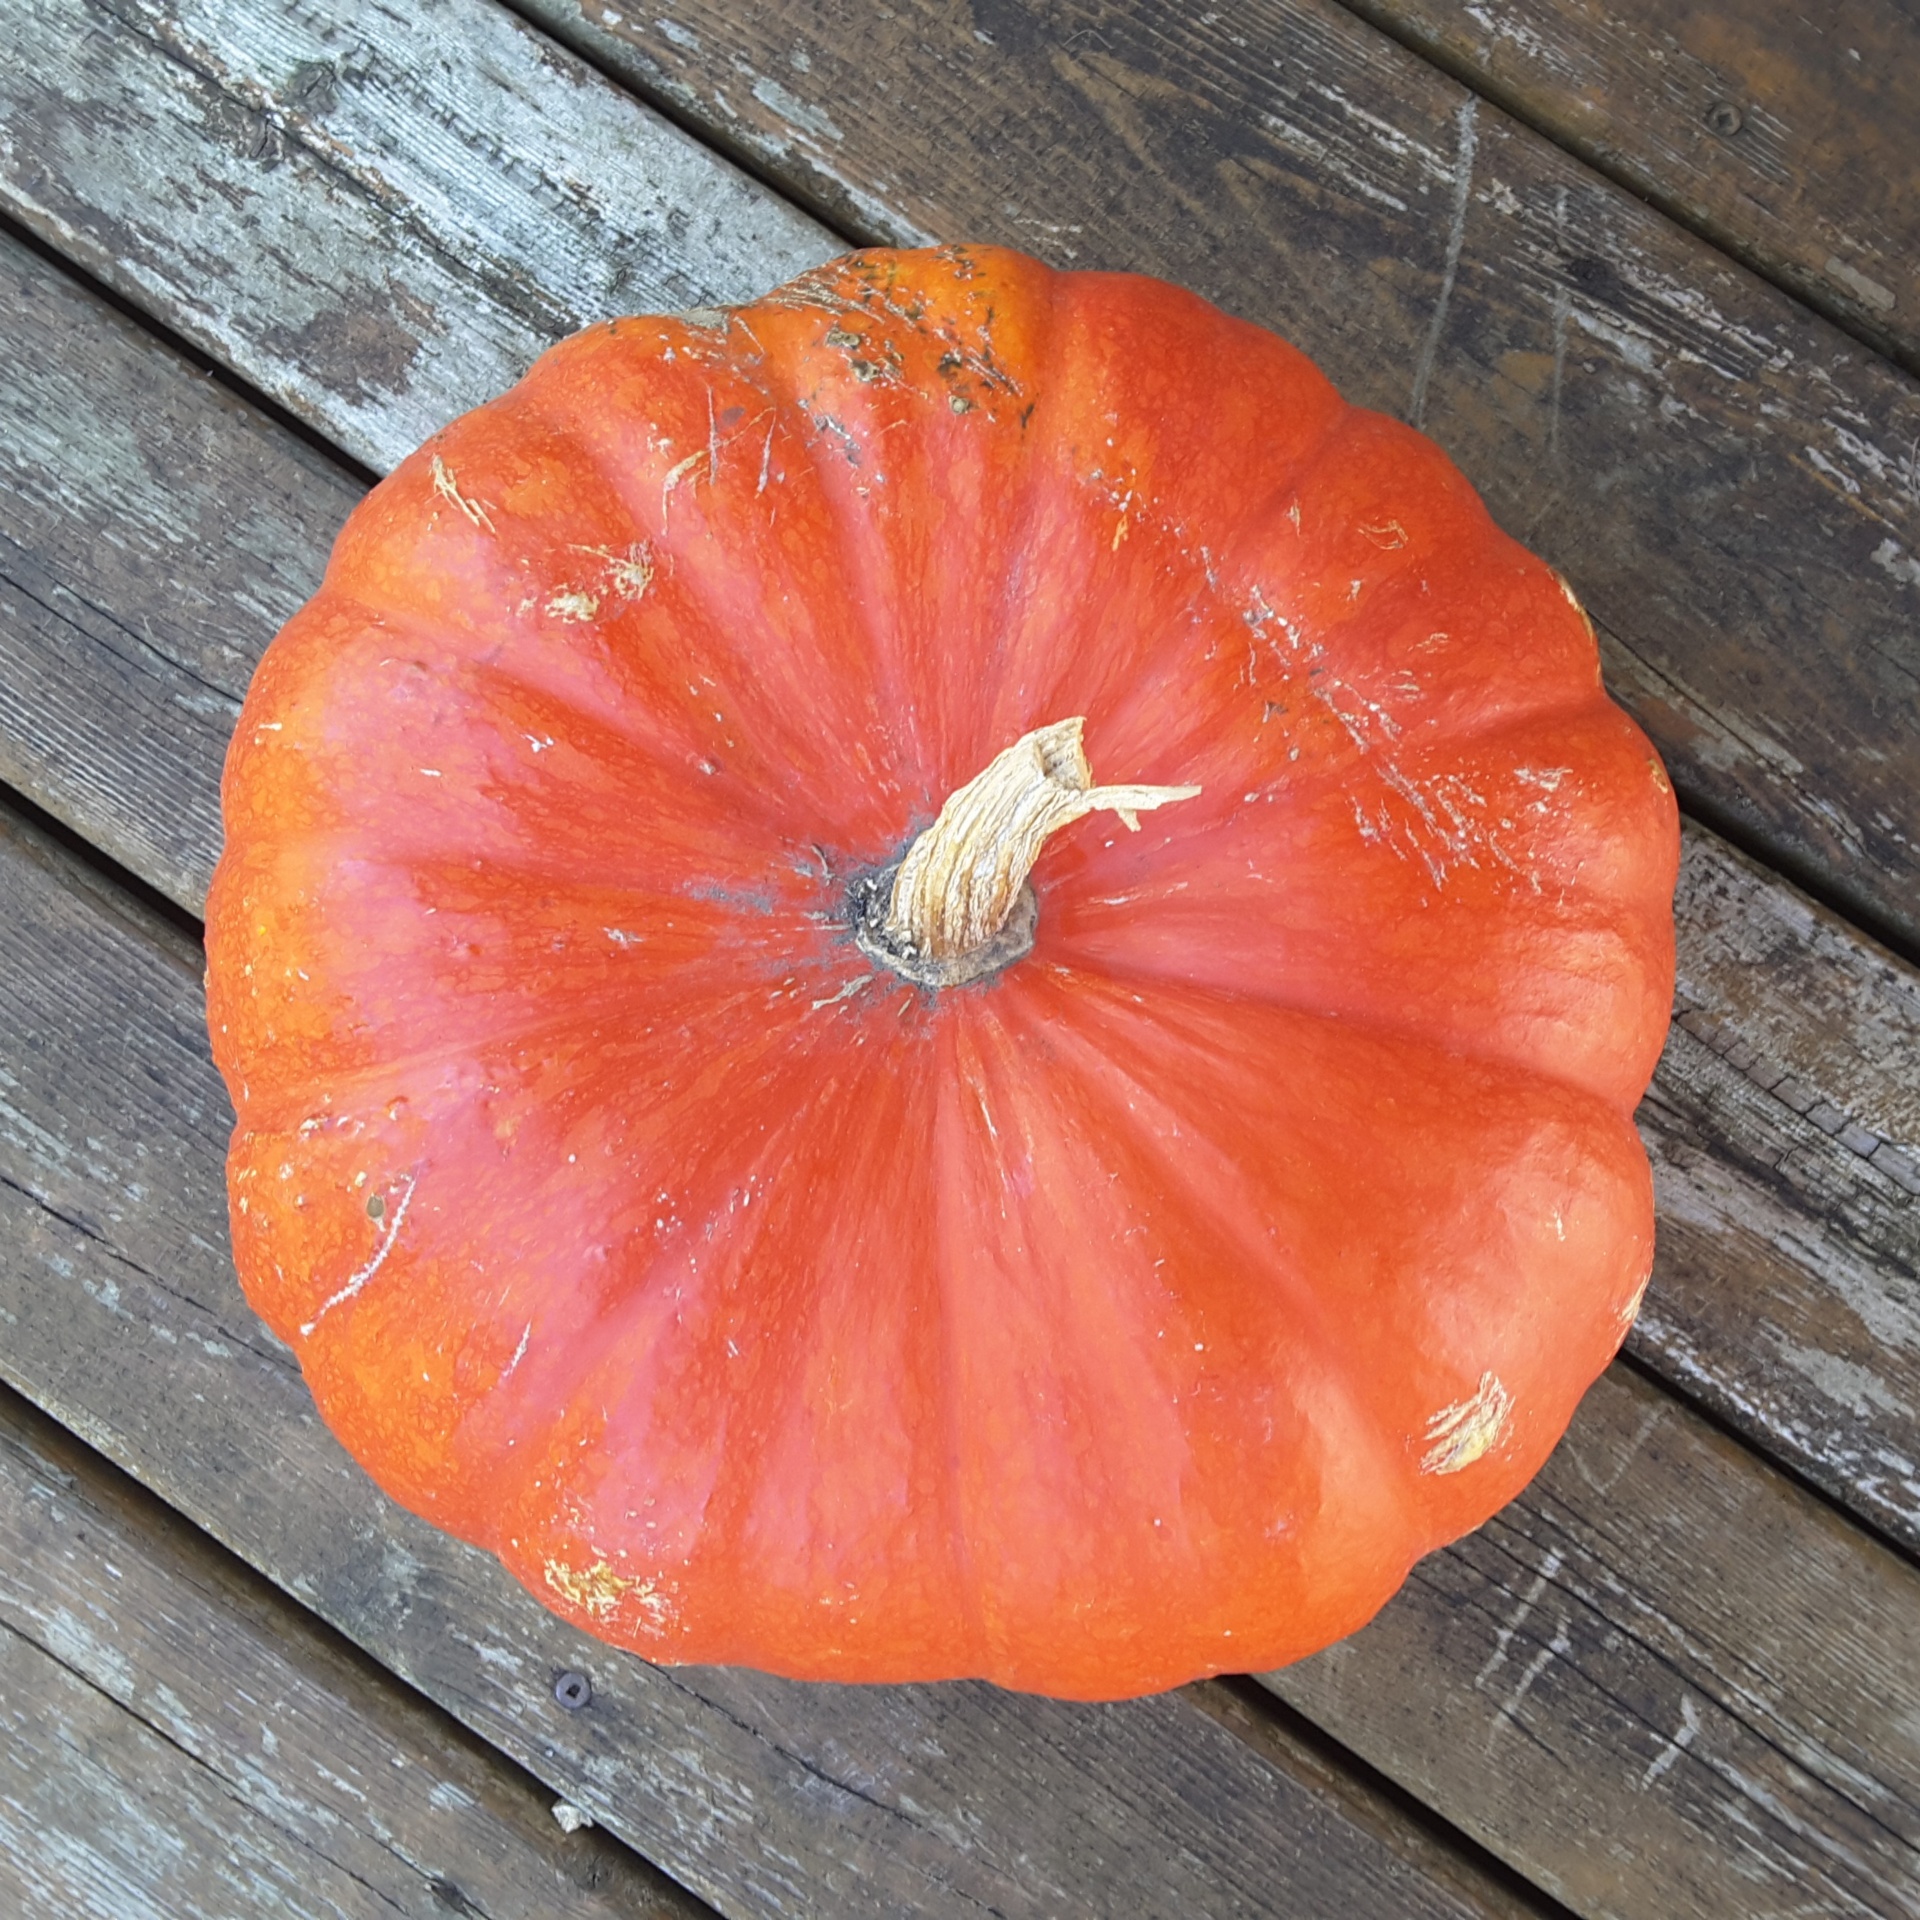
top-left (884, 718), bottom-right (1200, 963)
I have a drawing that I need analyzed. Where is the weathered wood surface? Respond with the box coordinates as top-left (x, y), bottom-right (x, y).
top-left (1, 0), bottom-right (833, 472)
top-left (1638, 831), bottom-right (1920, 1546)
top-left (1338, 0), bottom-right (1920, 375)
top-left (8, 219), bottom-right (1919, 1560)
top-left (0, 812), bottom-right (1532, 1916)
top-left (0, 230), bottom-right (351, 912)
top-left (515, 0), bottom-right (1920, 956)
top-left (1267, 1359), bottom-right (1920, 1920)
top-left (5, 0), bottom-right (1919, 1911)
top-left (3, 805), bottom-right (1913, 1917)
top-left (0, 1385), bottom-right (709, 1919)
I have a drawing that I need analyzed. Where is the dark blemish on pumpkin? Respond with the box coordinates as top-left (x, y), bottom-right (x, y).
top-left (552, 1670), bottom-right (592, 1710)
top-left (809, 412), bottom-right (862, 465)
top-left (366, 1192), bottom-right (386, 1220)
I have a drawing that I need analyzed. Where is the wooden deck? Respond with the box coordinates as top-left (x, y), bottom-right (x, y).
top-left (2, 1), bottom-right (1915, 1913)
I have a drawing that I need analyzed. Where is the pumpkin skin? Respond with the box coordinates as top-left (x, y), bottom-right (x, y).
top-left (206, 244), bottom-right (1677, 1701)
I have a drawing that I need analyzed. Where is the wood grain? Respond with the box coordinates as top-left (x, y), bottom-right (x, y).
top-left (1, 802), bottom-right (1910, 1918)
top-left (1266, 1361), bottom-right (1920, 1919)
top-left (0, 818), bottom-right (1527, 1917)
top-left (0, 0), bottom-right (834, 471)
top-left (8, 219), bottom-right (1919, 1559)
top-left (3, 3), bottom-right (1920, 1904)
top-left (514, 0), bottom-right (1920, 957)
top-left (1636, 830), bottom-right (1920, 1548)
top-left (0, 1386), bottom-right (709, 1919)
top-left (1337, 0), bottom-right (1920, 376)
top-left (0, 230), bottom-right (355, 911)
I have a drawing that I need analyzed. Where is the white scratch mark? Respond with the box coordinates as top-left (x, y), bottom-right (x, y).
top-left (1549, 185), bottom-right (1570, 463)
top-left (757, 417), bottom-right (776, 495)
top-left (661, 448), bottom-right (708, 522)
top-left (1490, 1617), bottom-right (1570, 1747)
top-left (810, 974), bottom-right (872, 1012)
top-left (1358, 519), bottom-right (1408, 549)
top-left (301, 1173), bottom-right (417, 1336)
top-left (502, 1322), bottom-right (532, 1381)
top-left (1475, 1550), bottom-right (1564, 1689)
top-left (1408, 96), bottom-right (1477, 428)
top-left (1641, 1696), bottom-right (1702, 1788)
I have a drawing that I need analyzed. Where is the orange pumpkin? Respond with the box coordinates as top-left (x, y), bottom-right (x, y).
top-left (206, 245), bottom-right (1676, 1700)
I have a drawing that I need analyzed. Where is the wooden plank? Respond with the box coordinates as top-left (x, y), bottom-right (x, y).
top-left (1335, 0), bottom-right (1920, 376)
top-left (1265, 1360), bottom-right (1920, 1919)
top-left (8, 221), bottom-right (1918, 1562)
top-left (0, 229), bottom-right (355, 912)
top-left (3, 806), bottom-right (1913, 1919)
top-left (0, 1385), bottom-right (710, 1920)
top-left (1, 0), bottom-right (834, 472)
top-left (0, 839), bottom-right (1530, 1920)
top-left (0, 11), bottom-right (1912, 1904)
top-left (511, 0), bottom-right (1920, 956)
top-left (1638, 829), bottom-right (1920, 1548)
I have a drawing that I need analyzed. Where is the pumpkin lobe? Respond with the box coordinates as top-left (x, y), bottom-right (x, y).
top-left (854, 716), bottom-right (1198, 988)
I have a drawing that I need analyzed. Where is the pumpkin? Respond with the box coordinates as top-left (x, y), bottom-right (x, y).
top-left (206, 245), bottom-right (1677, 1701)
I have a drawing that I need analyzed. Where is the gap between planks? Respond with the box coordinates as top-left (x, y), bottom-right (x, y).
top-left (0, 1379), bottom-right (713, 1920)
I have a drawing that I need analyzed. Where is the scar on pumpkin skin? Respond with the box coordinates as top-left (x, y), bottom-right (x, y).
top-left (299, 1172), bottom-right (417, 1337)
top-left (544, 588), bottom-right (601, 623)
top-left (571, 542), bottom-right (655, 600)
top-left (544, 1557), bottom-right (675, 1632)
top-left (1421, 1371), bottom-right (1512, 1474)
top-left (1619, 1269), bottom-right (1653, 1330)
top-left (430, 455), bottom-right (496, 534)
top-left (660, 447), bottom-right (707, 524)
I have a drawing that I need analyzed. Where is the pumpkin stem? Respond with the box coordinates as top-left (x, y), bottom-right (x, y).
top-left (859, 718), bottom-right (1198, 985)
